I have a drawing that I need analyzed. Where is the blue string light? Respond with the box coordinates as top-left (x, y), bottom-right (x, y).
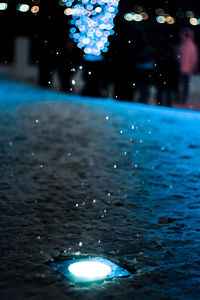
top-left (64, 0), bottom-right (120, 56)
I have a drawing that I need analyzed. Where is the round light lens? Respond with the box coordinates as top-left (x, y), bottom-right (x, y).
top-left (68, 261), bottom-right (111, 279)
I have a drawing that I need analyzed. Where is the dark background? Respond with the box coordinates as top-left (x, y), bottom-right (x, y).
top-left (1, 0), bottom-right (200, 63)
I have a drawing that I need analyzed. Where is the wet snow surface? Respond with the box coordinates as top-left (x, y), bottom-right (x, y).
top-left (0, 81), bottom-right (200, 299)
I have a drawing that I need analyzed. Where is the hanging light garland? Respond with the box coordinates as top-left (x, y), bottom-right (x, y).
top-left (63, 0), bottom-right (120, 56)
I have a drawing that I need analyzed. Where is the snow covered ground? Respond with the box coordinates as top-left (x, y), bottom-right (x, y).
top-left (0, 79), bottom-right (200, 299)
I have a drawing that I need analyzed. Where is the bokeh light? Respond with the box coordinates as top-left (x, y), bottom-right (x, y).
top-left (155, 8), bottom-right (164, 16)
top-left (31, 5), bottom-right (39, 13)
top-left (141, 12), bottom-right (148, 20)
top-left (124, 12), bottom-right (146, 22)
top-left (166, 16), bottom-right (175, 24)
top-left (190, 17), bottom-right (198, 26)
top-left (156, 16), bottom-right (165, 23)
top-left (64, 8), bottom-right (73, 15)
top-left (0, 3), bottom-right (8, 10)
top-left (133, 14), bottom-right (143, 22)
top-left (124, 12), bottom-right (134, 21)
top-left (17, 4), bottom-right (29, 12)
top-left (65, 0), bottom-right (120, 56)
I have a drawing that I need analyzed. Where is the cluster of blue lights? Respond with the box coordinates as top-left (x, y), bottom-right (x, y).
top-left (64, 0), bottom-right (120, 56)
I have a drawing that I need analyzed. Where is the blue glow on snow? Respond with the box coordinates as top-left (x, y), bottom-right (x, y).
top-left (64, 0), bottom-right (120, 56)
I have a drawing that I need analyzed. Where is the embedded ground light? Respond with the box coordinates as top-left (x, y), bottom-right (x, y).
top-left (49, 256), bottom-right (131, 283)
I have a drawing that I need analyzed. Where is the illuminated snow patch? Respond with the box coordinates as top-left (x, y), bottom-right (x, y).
top-left (49, 256), bottom-right (131, 283)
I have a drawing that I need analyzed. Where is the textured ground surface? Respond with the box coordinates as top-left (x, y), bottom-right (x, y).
top-left (0, 79), bottom-right (200, 300)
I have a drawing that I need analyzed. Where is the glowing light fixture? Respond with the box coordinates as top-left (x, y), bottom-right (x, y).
top-left (0, 3), bottom-right (8, 10)
top-left (17, 4), bottom-right (29, 12)
top-left (68, 261), bottom-right (111, 279)
top-left (49, 256), bottom-right (131, 283)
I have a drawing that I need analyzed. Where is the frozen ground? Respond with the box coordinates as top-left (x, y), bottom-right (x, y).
top-left (0, 79), bottom-right (200, 300)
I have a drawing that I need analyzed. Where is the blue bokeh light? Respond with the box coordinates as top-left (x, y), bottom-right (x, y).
top-left (64, 0), bottom-right (120, 56)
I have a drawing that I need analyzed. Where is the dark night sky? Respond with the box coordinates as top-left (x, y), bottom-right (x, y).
top-left (119, 0), bottom-right (200, 12)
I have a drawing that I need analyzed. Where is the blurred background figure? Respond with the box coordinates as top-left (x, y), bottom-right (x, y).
top-left (176, 28), bottom-right (199, 104)
top-left (155, 44), bottom-right (179, 107)
top-left (81, 54), bottom-right (107, 98)
top-left (38, 1), bottom-right (80, 92)
top-left (133, 45), bottom-right (155, 104)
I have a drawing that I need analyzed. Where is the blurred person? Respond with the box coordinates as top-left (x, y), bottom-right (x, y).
top-left (176, 28), bottom-right (199, 104)
top-left (155, 45), bottom-right (179, 107)
top-left (112, 23), bottom-right (148, 102)
top-left (133, 46), bottom-right (155, 104)
top-left (81, 54), bottom-right (107, 98)
top-left (38, 1), bottom-right (81, 92)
